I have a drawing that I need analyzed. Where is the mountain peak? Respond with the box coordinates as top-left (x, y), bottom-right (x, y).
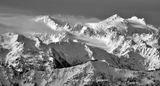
top-left (85, 14), bottom-right (126, 33)
top-left (34, 15), bottom-right (70, 31)
top-left (127, 16), bottom-right (146, 25)
top-left (103, 14), bottom-right (124, 22)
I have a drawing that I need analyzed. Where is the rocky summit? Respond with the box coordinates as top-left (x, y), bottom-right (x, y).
top-left (0, 15), bottom-right (160, 86)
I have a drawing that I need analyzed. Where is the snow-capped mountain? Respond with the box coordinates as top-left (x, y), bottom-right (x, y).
top-left (1, 14), bottom-right (160, 86)
top-left (68, 15), bottom-right (160, 71)
top-left (32, 15), bottom-right (160, 71)
top-left (86, 14), bottom-right (127, 32)
top-left (34, 15), bottom-right (70, 31)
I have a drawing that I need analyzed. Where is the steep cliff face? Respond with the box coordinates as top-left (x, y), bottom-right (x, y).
top-left (0, 15), bottom-right (160, 86)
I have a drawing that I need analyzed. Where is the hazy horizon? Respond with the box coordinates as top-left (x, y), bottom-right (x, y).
top-left (0, 0), bottom-right (160, 26)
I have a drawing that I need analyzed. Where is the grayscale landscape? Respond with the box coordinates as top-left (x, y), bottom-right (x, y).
top-left (0, 0), bottom-right (160, 86)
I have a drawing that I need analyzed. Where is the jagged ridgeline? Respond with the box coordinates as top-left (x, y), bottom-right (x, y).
top-left (0, 15), bottom-right (160, 86)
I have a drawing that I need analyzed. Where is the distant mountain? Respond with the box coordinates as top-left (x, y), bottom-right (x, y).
top-left (34, 15), bottom-right (70, 31)
top-left (0, 14), bottom-right (160, 86)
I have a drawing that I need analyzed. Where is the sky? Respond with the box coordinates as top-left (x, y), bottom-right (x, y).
top-left (0, 0), bottom-right (160, 34)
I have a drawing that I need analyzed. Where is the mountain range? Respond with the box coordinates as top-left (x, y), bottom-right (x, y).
top-left (0, 14), bottom-right (160, 86)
